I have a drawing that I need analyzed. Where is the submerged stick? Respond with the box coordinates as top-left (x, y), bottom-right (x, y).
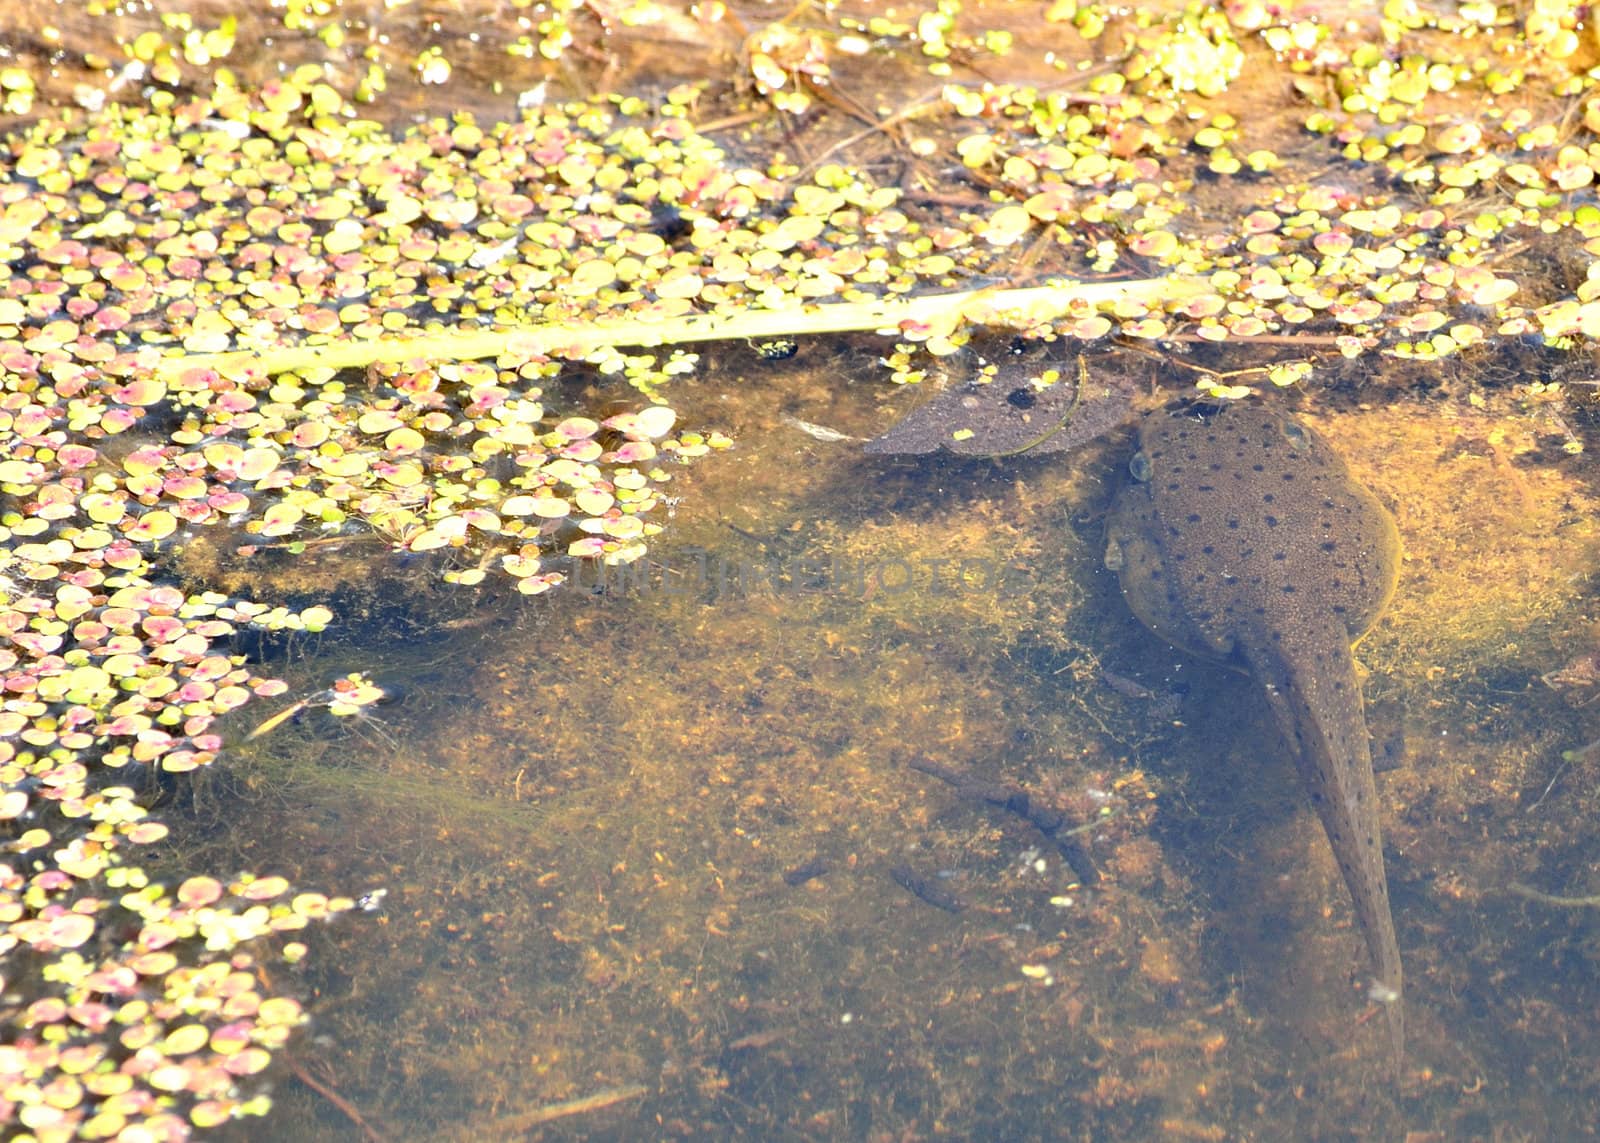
top-left (452, 1083), bottom-right (650, 1138)
top-left (287, 1059), bottom-right (387, 1143)
top-left (1507, 882), bottom-right (1600, 908)
top-left (909, 757), bottom-right (1101, 885)
top-left (889, 863), bottom-right (966, 913)
top-left (156, 278), bottom-right (1209, 381)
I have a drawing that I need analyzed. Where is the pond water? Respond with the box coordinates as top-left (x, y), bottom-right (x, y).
top-left (177, 337), bottom-right (1600, 1142)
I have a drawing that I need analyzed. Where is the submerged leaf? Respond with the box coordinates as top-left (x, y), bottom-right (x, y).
top-left (866, 345), bottom-right (1138, 458)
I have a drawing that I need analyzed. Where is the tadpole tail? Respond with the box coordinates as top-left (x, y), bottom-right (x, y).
top-left (1246, 630), bottom-right (1404, 1060)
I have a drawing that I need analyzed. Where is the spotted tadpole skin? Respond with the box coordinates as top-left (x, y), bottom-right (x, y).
top-left (1105, 400), bottom-right (1404, 1055)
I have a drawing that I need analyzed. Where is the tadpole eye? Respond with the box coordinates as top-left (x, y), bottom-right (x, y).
top-left (1128, 451), bottom-right (1152, 481)
top-left (753, 338), bottom-right (798, 360)
top-left (1006, 387), bottom-right (1037, 410)
top-left (1282, 422), bottom-right (1309, 447)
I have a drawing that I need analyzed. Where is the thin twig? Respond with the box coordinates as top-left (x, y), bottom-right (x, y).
top-left (288, 1059), bottom-right (387, 1143)
top-left (1507, 883), bottom-right (1600, 908)
top-left (1158, 332), bottom-right (1352, 347)
top-left (799, 88), bottom-right (944, 176)
top-left (1525, 753), bottom-right (1570, 812)
top-left (454, 1083), bottom-right (650, 1138)
top-left (908, 757), bottom-right (1101, 885)
top-left (692, 109), bottom-right (768, 133)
